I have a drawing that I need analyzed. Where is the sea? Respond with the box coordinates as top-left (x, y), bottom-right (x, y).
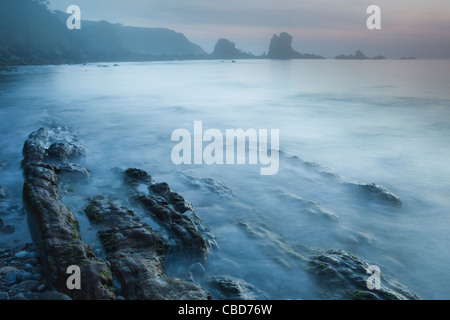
top-left (0, 59), bottom-right (449, 299)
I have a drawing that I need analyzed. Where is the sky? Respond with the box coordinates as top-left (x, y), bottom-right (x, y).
top-left (48, 0), bottom-right (450, 58)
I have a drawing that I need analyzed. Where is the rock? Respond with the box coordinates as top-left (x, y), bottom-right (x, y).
top-left (11, 242), bottom-right (30, 252)
top-left (1, 224), bottom-right (15, 234)
top-left (349, 182), bottom-right (402, 207)
top-left (210, 39), bottom-right (254, 60)
top-left (15, 251), bottom-right (30, 259)
top-left (308, 250), bottom-right (420, 300)
top-left (21, 128), bottom-right (48, 166)
top-left (5, 270), bottom-right (35, 285)
top-left (0, 292), bottom-right (9, 300)
top-left (22, 127), bottom-right (116, 300)
top-left (32, 273), bottom-right (42, 280)
top-left (123, 168), bottom-right (154, 187)
top-left (267, 32), bottom-right (324, 60)
top-left (124, 168), bottom-right (217, 265)
top-left (149, 182), bottom-right (195, 213)
top-left (0, 186), bottom-right (8, 200)
top-left (10, 293), bottom-right (27, 300)
top-left (38, 290), bottom-right (72, 300)
top-left (24, 257), bottom-right (39, 266)
top-left (0, 266), bottom-right (18, 274)
top-left (24, 263), bottom-right (34, 271)
top-left (180, 173), bottom-right (234, 199)
top-left (208, 276), bottom-right (271, 300)
top-left (47, 142), bottom-right (87, 163)
top-left (5, 270), bottom-right (22, 285)
top-left (85, 196), bottom-right (212, 300)
top-left (17, 280), bottom-right (40, 291)
top-left (36, 284), bottom-right (46, 292)
top-left (276, 190), bottom-right (341, 222)
top-left (56, 163), bottom-right (91, 182)
top-left (335, 50), bottom-right (385, 60)
top-left (237, 220), bottom-right (308, 269)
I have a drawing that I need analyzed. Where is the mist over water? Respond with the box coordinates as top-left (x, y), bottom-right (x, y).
top-left (1, 59), bottom-right (450, 299)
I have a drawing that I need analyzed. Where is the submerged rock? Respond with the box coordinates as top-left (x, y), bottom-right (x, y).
top-left (85, 196), bottom-right (212, 300)
top-left (308, 250), bottom-right (420, 300)
top-left (276, 190), bottom-right (341, 222)
top-left (348, 182), bottom-right (402, 207)
top-left (22, 128), bottom-right (115, 300)
top-left (180, 173), bottom-right (234, 199)
top-left (208, 276), bottom-right (270, 300)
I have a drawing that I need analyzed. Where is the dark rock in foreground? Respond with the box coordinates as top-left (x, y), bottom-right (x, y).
top-left (85, 196), bottom-right (212, 300)
top-left (123, 168), bottom-right (217, 265)
top-left (22, 127), bottom-right (115, 300)
top-left (308, 250), bottom-right (420, 300)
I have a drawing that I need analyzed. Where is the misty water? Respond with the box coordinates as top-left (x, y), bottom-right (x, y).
top-left (1, 59), bottom-right (450, 299)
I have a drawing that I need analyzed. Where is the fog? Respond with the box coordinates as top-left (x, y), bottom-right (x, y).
top-left (1, 59), bottom-right (450, 298)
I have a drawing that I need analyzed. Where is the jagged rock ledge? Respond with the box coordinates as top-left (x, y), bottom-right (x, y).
top-left (21, 127), bottom-right (114, 299)
top-left (85, 196), bottom-right (211, 300)
top-left (308, 250), bottom-right (420, 300)
top-left (19, 127), bottom-right (418, 300)
top-left (20, 127), bottom-right (219, 300)
top-left (122, 168), bottom-right (217, 265)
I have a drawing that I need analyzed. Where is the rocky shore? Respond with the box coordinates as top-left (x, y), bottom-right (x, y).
top-left (0, 126), bottom-right (421, 300)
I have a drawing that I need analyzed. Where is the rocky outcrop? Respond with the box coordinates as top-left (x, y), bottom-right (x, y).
top-left (21, 127), bottom-right (115, 300)
top-left (20, 128), bottom-right (218, 300)
top-left (210, 39), bottom-right (255, 60)
top-left (17, 127), bottom-right (419, 301)
top-left (267, 32), bottom-right (324, 60)
top-left (85, 196), bottom-right (212, 300)
top-left (123, 168), bottom-right (217, 265)
top-left (308, 250), bottom-right (420, 300)
top-left (335, 50), bottom-right (385, 60)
